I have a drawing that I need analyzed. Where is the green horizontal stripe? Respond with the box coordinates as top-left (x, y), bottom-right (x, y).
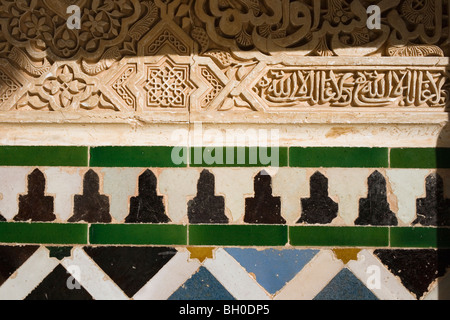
top-left (289, 226), bottom-right (389, 247)
top-left (290, 147), bottom-right (388, 168)
top-left (189, 225), bottom-right (288, 246)
top-left (390, 227), bottom-right (450, 248)
top-left (390, 148), bottom-right (450, 169)
top-left (0, 146), bottom-right (88, 167)
top-left (90, 146), bottom-right (187, 167)
top-left (89, 224), bottom-right (187, 245)
top-left (0, 222), bottom-right (87, 245)
top-left (189, 147), bottom-right (288, 167)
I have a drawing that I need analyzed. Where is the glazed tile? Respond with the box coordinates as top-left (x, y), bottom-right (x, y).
top-left (25, 264), bottom-right (93, 300)
top-left (0, 146), bottom-right (88, 167)
top-left (158, 169), bottom-right (199, 224)
top-left (45, 167), bottom-right (83, 222)
top-left (102, 168), bottom-right (143, 223)
top-left (0, 247), bottom-right (59, 300)
top-left (0, 168), bottom-right (30, 221)
top-left (346, 250), bottom-right (416, 300)
top-left (313, 268), bottom-right (378, 300)
top-left (203, 248), bottom-right (270, 300)
top-left (89, 224), bottom-right (187, 246)
top-left (61, 247), bottom-right (129, 300)
top-left (272, 168), bottom-right (309, 224)
top-left (211, 168), bottom-right (258, 223)
top-left (83, 246), bottom-right (177, 298)
top-left (327, 169), bottom-right (369, 225)
top-left (90, 146), bottom-right (187, 168)
top-left (290, 147), bottom-right (388, 168)
top-left (189, 225), bottom-right (288, 246)
top-left (168, 266), bottom-right (235, 300)
top-left (386, 170), bottom-right (429, 225)
top-left (374, 249), bottom-right (450, 299)
top-left (0, 245), bottom-right (39, 286)
top-left (390, 148), bottom-right (450, 169)
top-left (274, 250), bottom-right (344, 300)
top-left (289, 226), bottom-right (389, 247)
top-left (133, 251), bottom-right (201, 300)
top-left (225, 248), bottom-right (318, 295)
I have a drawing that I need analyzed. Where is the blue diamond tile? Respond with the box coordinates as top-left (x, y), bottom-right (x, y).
top-left (314, 268), bottom-right (378, 300)
top-left (225, 248), bottom-right (319, 294)
top-left (169, 267), bottom-right (235, 300)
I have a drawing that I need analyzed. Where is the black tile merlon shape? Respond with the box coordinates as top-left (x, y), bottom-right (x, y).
top-left (374, 249), bottom-right (450, 300)
top-left (298, 172), bottom-right (338, 224)
top-left (69, 170), bottom-right (111, 223)
top-left (125, 170), bottom-right (170, 224)
top-left (14, 169), bottom-right (55, 222)
top-left (0, 214), bottom-right (5, 222)
top-left (83, 246), bottom-right (177, 298)
top-left (414, 173), bottom-right (450, 227)
top-left (25, 265), bottom-right (93, 300)
top-left (188, 170), bottom-right (228, 224)
top-left (355, 171), bottom-right (398, 226)
top-left (245, 171), bottom-right (285, 224)
top-left (0, 245), bottom-right (39, 286)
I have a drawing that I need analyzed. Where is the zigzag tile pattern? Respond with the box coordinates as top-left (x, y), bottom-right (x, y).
top-left (0, 246), bottom-right (448, 300)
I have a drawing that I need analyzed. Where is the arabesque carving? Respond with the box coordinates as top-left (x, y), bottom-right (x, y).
top-left (0, 0), bottom-right (448, 116)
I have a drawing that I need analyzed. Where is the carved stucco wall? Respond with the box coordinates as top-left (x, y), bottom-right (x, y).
top-left (0, 0), bottom-right (449, 301)
top-left (0, 0), bottom-right (447, 146)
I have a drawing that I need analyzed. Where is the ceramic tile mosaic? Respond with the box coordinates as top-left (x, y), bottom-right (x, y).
top-left (1, 0), bottom-right (450, 301)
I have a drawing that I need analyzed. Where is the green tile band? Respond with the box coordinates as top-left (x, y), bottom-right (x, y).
top-left (0, 146), bottom-right (88, 167)
top-left (289, 147), bottom-right (389, 168)
top-left (390, 148), bottom-right (450, 169)
top-left (189, 147), bottom-right (288, 167)
top-left (89, 146), bottom-right (188, 168)
top-left (0, 222), bottom-right (87, 245)
top-left (390, 227), bottom-right (450, 248)
top-left (189, 225), bottom-right (288, 246)
top-left (289, 226), bottom-right (389, 247)
top-left (89, 224), bottom-right (187, 245)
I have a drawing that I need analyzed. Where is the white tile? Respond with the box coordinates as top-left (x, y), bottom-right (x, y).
top-left (159, 169), bottom-right (200, 224)
top-left (211, 168), bottom-right (259, 223)
top-left (133, 251), bottom-right (201, 300)
top-left (347, 250), bottom-right (416, 300)
top-left (274, 250), bottom-right (344, 300)
top-left (386, 170), bottom-right (430, 225)
top-left (61, 247), bottom-right (129, 300)
top-left (0, 167), bottom-right (29, 220)
top-left (204, 248), bottom-right (270, 300)
top-left (272, 168), bottom-right (309, 224)
top-left (0, 247), bottom-right (59, 300)
top-left (44, 168), bottom-right (82, 222)
top-left (327, 169), bottom-right (370, 225)
top-left (101, 168), bottom-right (142, 222)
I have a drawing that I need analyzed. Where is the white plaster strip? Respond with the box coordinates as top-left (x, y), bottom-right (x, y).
top-left (0, 247), bottom-right (59, 300)
top-left (61, 247), bottom-right (129, 300)
top-left (203, 248), bottom-right (270, 300)
top-left (273, 250), bottom-right (344, 300)
top-left (347, 250), bottom-right (416, 300)
top-left (133, 251), bottom-right (201, 300)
